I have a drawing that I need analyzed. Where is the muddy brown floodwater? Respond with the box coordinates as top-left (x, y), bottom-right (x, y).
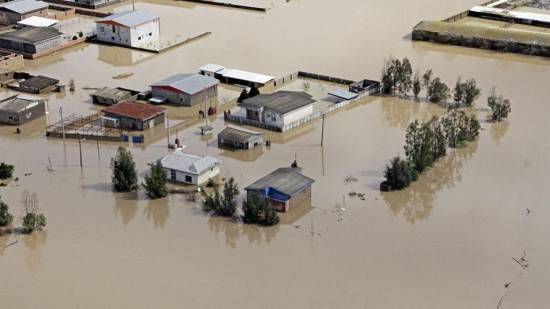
top-left (1, 0), bottom-right (550, 308)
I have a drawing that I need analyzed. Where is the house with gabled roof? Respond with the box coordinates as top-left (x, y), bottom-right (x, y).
top-left (245, 166), bottom-right (314, 212)
top-left (157, 150), bottom-right (221, 185)
top-left (0, 0), bottom-right (49, 26)
top-left (102, 101), bottom-right (165, 131)
top-left (95, 10), bottom-right (160, 50)
top-left (150, 73), bottom-right (219, 107)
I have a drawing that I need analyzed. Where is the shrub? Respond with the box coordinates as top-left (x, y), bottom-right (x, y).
top-left (0, 162), bottom-right (14, 180)
top-left (143, 161), bottom-right (168, 199)
top-left (0, 197), bottom-right (13, 227)
top-left (427, 77), bottom-right (450, 103)
top-left (237, 89), bottom-right (249, 103)
top-left (110, 147), bottom-right (138, 192)
top-left (242, 193), bottom-right (279, 226)
top-left (202, 177), bottom-right (240, 217)
top-left (488, 87), bottom-right (511, 121)
top-left (383, 156), bottom-right (416, 190)
top-left (21, 191), bottom-right (46, 234)
top-left (248, 86), bottom-right (260, 97)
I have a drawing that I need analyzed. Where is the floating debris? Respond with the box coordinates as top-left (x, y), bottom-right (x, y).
top-left (112, 73), bottom-right (134, 80)
top-left (345, 175), bottom-right (358, 183)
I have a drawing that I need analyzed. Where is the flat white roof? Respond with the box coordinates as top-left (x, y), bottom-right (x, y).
top-left (222, 69), bottom-right (274, 84)
top-left (199, 63), bottom-right (225, 73)
top-left (471, 5), bottom-right (550, 24)
top-left (17, 16), bottom-right (58, 27)
top-left (328, 88), bottom-right (358, 100)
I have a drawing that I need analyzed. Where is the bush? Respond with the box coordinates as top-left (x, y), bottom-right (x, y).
top-left (248, 86), bottom-right (260, 97)
top-left (21, 191), bottom-right (46, 234)
top-left (237, 89), bottom-right (249, 103)
top-left (0, 162), bottom-right (14, 180)
top-left (453, 78), bottom-right (481, 107)
top-left (380, 57), bottom-right (413, 96)
top-left (110, 147), bottom-right (138, 192)
top-left (0, 197), bottom-right (13, 227)
top-left (383, 156), bottom-right (417, 190)
top-left (202, 177), bottom-right (239, 217)
top-left (206, 178), bottom-right (218, 188)
top-left (488, 87), bottom-right (511, 122)
top-left (427, 77), bottom-right (450, 103)
top-left (143, 161), bottom-right (168, 199)
top-left (242, 193), bottom-right (279, 226)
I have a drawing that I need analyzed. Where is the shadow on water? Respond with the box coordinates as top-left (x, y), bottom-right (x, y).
top-left (113, 194), bottom-right (139, 226)
top-left (381, 141), bottom-right (478, 224)
top-left (143, 199), bottom-right (170, 229)
top-left (207, 216), bottom-right (280, 249)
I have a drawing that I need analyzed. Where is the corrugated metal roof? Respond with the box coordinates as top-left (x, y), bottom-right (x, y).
top-left (96, 10), bottom-right (159, 28)
top-left (151, 73), bottom-right (219, 95)
top-left (0, 0), bottom-right (48, 15)
top-left (218, 126), bottom-right (262, 143)
top-left (240, 91), bottom-right (315, 115)
top-left (0, 95), bottom-right (42, 112)
top-left (0, 26), bottom-right (62, 44)
top-left (159, 150), bottom-right (220, 175)
top-left (245, 167), bottom-right (314, 197)
top-left (102, 101), bottom-right (165, 121)
top-left (17, 16), bottom-right (58, 27)
top-left (222, 69), bottom-right (273, 84)
top-left (328, 88), bottom-right (358, 100)
top-left (199, 63), bottom-right (225, 73)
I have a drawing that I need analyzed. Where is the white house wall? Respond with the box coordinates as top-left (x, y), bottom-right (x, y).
top-left (197, 166), bottom-right (220, 185)
top-left (282, 105), bottom-right (313, 126)
top-left (164, 166), bottom-right (220, 186)
top-left (96, 19), bottom-right (159, 50)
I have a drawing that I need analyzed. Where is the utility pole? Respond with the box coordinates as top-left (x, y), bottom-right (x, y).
top-left (320, 113), bottom-right (325, 146)
top-left (96, 139), bottom-right (100, 161)
top-left (166, 118), bottom-right (170, 148)
top-left (59, 106), bottom-right (65, 140)
top-left (78, 134), bottom-right (83, 167)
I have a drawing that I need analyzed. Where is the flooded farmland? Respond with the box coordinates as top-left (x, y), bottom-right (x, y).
top-left (1, 0), bottom-right (550, 308)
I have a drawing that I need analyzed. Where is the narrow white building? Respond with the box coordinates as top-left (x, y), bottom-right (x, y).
top-left (95, 10), bottom-right (160, 51)
top-left (158, 150), bottom-right (221, 186)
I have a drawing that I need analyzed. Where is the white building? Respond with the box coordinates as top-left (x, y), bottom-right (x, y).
top-left (158, 150), bottom-right (221, 186)
top-left (238, 91), bottom-right (315, 131)
top-left (95, 10), bottom-right (160, 51)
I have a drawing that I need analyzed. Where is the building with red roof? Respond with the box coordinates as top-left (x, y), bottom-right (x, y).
top-left (102, 101), bottom-right (165, 131)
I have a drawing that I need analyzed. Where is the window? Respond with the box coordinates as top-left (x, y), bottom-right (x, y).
top-left (149, 32), bottom-right (152, 36)
top-left (185, 175), bottom-right (192, 183)
top-left (138, 36), bottom-right (141, 40)
top-left (112, 25), bottom-right (115, 32)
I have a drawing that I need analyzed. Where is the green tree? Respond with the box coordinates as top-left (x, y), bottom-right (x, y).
top-left (242, 193), bottom-right (279, 226)
top-left (110, 147), bottom-right (138, 192)
top-left (220, 177), bottom-right (239, 217)
top-left (237, 89), bottom-right (249, 103)
top-left (412, 70), bottom-right (422, 99)
top-left (453, 77), bottom-right (464, 105)
top-left (143, 161), bottom-right (168, 199)
top-left (381, 59), bottom-right (396, 95)
top-left (383, 156), bottom-right (416, 190)
top-left (427, 77), bottom-right (450, 103)
top-left (202, 187), bottom-right (222, 214)
top-left (488, 87), bottom-right (511, 122)
top-left (397, 58), bottom-right (413, 96)
top-left (422, 69), bottom-right (433, 94)
top-left (0, 162), bottom-right (14, 180)
top-left (249, 86), bottom-right (260, 97)
top-left (21, 191), bottom-right (46, 234)
top-left (0, 197), bottom-right (13, 227)
top-left (453, 78), bottom-right (481, 107)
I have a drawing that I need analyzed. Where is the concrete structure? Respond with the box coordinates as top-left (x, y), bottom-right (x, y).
top-left (158, 150), bottom-right (221, 185)
top-left (0, 69), bottom-right (14, 82)
top-left (15, 74), bottom-right (59, 94)
top-left (199, 64), bottom-right (274, 87)
top-left (102, 101), bottom-right (165, 131)
top-left (0, 51), bottom-right (24, 71)
top-left (0, 0), bottom-right (49, 26)
top-left (0, 26), bottom-right (64, 55)
top-left (90, 87), bottom-right (139, 105)
top-left (245, 167), bottom-right (314, 212)
top-left (75, 0), bottom-right (112, 6)
top-left (150, 73), bottom-right (219, 107)
top-left (217, 126), bottom-right (263, 150)
top-left (239, 91), bottom-right (315, 131)
top-left (16, 15), bottom-right (57, 27)
top-left (0, 95), bottom-right (46, 125)
top-left (95, 10), bottom-right (160, 51)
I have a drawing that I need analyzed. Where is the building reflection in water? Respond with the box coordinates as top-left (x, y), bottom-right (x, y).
top-left (97, 45), bottom-right (154, 67)
top-left (382, 142), bottom-right (478, 224)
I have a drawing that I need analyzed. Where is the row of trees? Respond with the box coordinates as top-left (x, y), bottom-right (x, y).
top-left (202, 178), bottom-right (279, 226)
top-left (381, 57), bottom-right (481, 106)
top-left (110, 147), bottom-right (168, 199)
top-left (0, 192), bottom-right (47, 234)
top-left (382, 111), bottom-right (480, 191)
top-left (0, 162), bottom-right (14, 180)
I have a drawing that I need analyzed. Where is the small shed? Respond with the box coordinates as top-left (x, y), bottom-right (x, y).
top-left (102, 101), bottom-right (165, 131)
top-left (90, 87), bottom-right (140, 105)
top-left (0, 95), bottom-right (46, 125)
top-left (245, 167), bottom-right (314, 212)
top-left (349, 79), bottom-right (380, 95)
top-left (218, 126), bottom-right (263, 150)
top-left (199, 63), bottom-right (225, 78)
top-left (18, 75), bottom-right (59, 93)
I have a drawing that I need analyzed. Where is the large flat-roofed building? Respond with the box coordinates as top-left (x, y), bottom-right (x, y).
top-left (150, 73), bottom-right (219, 107)
top-left (0, 0), bottom-right (49, 26)
top-left (157, 150), bottom-right (221, 186)
top-left (239, 91), bottom-right (315, 131)
top-left (0, 26), bottom-right (64, 55)
top-left (95, 10), bottom-right (160, 51)
top-left (0, 95), bottom-right (46, 125)
top-left (102, 101), bottom-right (165, 131)
top-left (245, 167), bottom-right (314, 212)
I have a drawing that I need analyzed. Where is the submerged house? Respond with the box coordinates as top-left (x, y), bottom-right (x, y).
top-left (102, 101), bottom-right (165, 131)
top-left (245, 167), bottom-right (314, 212)
top-left (217, 126), bottom-right (263, 150)
top-left (158, 150), bottom-right (221, 185)
top-left (90, 87), bottom-right (139, 105)
top-left (0, 95), bottom-right (46, 125)
top-left (0, 26), bottom-right (64, 56)
top-left (239, 91), bottom-right (315, 131)
top-left (150, 73), bottom-right (219, 106)
top-left (12, 74), bottom-right (59, 94)
top-left (0, 0), bottom-right (49, 26)
top-left (95, 10), bottom-right (160, 51)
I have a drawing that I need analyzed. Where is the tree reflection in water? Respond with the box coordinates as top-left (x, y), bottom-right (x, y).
top-left (380, 98), bottom-right (442, 130)
top-left (113, 193), bottom-right (138, 227)
top-left (22, 230), bottom-right (48, 272)
top-left (489, 120), bottom-right (510, 145)
top-left (207, 216), bottom-right (279, 249)
top-left (382, 142), bottom-right (478, 224)
top-left (143, 199), bottom-right (170, 229)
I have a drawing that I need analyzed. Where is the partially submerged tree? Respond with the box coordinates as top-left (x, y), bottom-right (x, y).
top-left (242, 193), bottom-right (279, 226)
top-left (380, 57), bottom-right (413, 97)
top-left (427, 77), bottom-right (450, 103)
top-left (453, 77), bottom-right (481, 107)
top-left (383, 156), bottom-right (417, 191)
top-left (412, 70), bottom-right (422, 99)
top-left (143, 161), bottom-right (168, 199)
top-left (487, 87), bottom-right (512, 122)
top-left (21, 191), bottom-right (46, 234)
top-left (202, 177), bottom-right (239, 217)
top-left (0, 162), bottom-right (14, 180)
top-left (0, 196), bottom-right (13, 228)
top-left (111, 147), bottom-right (138, 192)
top-left (422, 69), bottom-right (433, 94)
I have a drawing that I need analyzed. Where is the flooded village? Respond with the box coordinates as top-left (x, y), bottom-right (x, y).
top-left (1, 0), bottom-right (550, 308)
